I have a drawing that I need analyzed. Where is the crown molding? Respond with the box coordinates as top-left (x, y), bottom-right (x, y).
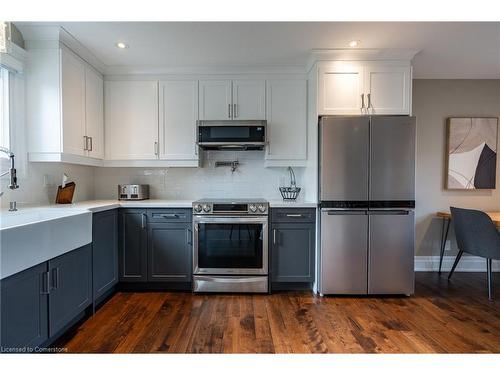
top-left (103, 64), bottom-right (307, 76)
top-left (16, 24), bottom-right (106, 73)
top-left (306, 48), bottom-right (420, 72)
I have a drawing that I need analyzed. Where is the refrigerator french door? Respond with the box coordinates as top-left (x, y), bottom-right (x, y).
top-left (319, 116), bottom-right (416, 295)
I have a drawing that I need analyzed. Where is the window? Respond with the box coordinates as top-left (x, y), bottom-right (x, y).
top-left (0, 66), bottom-right (9, 150)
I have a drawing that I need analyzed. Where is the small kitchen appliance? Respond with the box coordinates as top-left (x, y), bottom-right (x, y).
top-left (118, 184), bottom-right (150, 200)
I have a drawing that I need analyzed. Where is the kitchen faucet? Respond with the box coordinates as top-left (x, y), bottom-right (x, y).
top-left (0, 146), bottom-right (19, 199)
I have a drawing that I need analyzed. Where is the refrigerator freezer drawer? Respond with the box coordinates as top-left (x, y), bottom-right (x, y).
top-left (368, 211), bottom-right (415, 295)
top-left (320, 210), bottom-right (368, 294)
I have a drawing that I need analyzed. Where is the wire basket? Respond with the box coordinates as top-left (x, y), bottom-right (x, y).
top-left (279, 167), bottom-right (302, 201)
top-left (279, 186), bottom-right (301, 201)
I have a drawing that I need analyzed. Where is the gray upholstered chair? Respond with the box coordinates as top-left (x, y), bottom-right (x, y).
top-left (449, 207), bottom-right (500, 300)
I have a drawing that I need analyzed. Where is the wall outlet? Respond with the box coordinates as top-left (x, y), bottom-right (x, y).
top-left (445, 240), bottom-right (452, 251)
top-left (43, 174), bottom-right (54, 187)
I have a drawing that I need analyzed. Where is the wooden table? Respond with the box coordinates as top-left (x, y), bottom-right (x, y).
top-left (436, 211), bottom-right (500, 273)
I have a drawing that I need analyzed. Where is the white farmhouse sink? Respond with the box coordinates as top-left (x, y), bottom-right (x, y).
top-left (0, 208), bottom-right (92, 279)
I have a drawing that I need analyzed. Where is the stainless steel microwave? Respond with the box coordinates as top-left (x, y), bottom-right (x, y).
top-left (197, 120), bottom-right (266, 151)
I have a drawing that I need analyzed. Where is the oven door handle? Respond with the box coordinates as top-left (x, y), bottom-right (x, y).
top-left (193, 216), bottom-right (268, 224)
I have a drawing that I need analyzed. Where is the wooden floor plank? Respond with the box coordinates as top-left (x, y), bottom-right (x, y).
top-left (55, 273), bottom-right (500, 353)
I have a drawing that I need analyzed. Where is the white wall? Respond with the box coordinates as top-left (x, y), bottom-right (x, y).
top-left (1, 162), bottom-right (95, 208)
top-left (94, 150), bottom-right (306, 201)
top-left (413, 79), bottom-right (500, 256)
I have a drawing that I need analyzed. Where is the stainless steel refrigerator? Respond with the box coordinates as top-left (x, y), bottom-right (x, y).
top-left (319, 116), bottom-right (416, 295)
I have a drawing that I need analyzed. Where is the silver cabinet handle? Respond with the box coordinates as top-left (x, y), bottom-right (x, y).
top-left (228, 103), bottom-right (232, 119)
top-left (50, 268), bottom-right (59, 290)
top-left (186, 228), bottom-right (192, 246)
top-left (141, 213), bottom-right (146, 229)
top-left (233, 103), bottom-right (237, 118)
top-left (41, 272), bottom-right (50, 295)
top-left (360, 94), bottom-right (365, 111)
top-left (83, 136), bottom-right (88, 151)
top-left (154, 141), bottom-right (159, 156)
top-left (161, 214), bottom-right (179, 218)
top-left (89, 137), bottom-right (93, 151)
top-left (273, 229), bottom-right (277, 245)
top-left (286, 214), bottom-right (303, 218)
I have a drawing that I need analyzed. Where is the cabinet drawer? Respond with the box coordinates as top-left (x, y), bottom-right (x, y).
top-left (271, 208), bottom-right (316, 223)
top-left (147, 209), bottom-right (192, 223)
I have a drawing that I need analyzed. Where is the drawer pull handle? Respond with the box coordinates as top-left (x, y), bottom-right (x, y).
top-left (286, 214), bottom-right (303, 218)
top-left (160, 214), bottom-right (179, 218)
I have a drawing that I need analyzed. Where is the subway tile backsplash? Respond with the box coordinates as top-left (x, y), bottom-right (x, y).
top-left (94, 151), bottom-right (305, 200)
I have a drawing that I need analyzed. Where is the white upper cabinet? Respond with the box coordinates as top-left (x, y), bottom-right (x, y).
top-left (104, 81), bottom-right (159, 160)
top-left (364, 64), bottom-right (411, 115)
top-left (158, 80), bottom-right (199, 165)
top-left (318, 61), bottom-right (412, 116)
top-left (199, 80), bottom-right (232, 120)
top-left (199, 79), bottom-right (266, 120)
top-left (318, 63), bottom-right (364, 115)
top-left (60, 48), bottom-right (86, 156)
top-left (27, 45), bottom-right (105, 166)
top-left (84, 67), bottom-right (104, 159)
top-left (265, 79), bottom-right (307, 166)
top-left (232, 80), bottom-right (266, 120)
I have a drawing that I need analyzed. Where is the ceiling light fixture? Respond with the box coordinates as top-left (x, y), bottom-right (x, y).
top-left (349, 40), bottom-right (360, 48)
top-left (116, 42), bottom-right (129, 49)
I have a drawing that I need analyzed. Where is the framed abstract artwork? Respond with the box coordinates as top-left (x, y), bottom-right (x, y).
top-left (446, 117), bottom-right (498, 190)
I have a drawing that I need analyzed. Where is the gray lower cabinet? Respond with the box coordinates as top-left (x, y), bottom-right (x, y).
top-left (0, 244), bottom-right (92, 350)
top-left (48, 244), bottom-right (92, 336)
top-left (93, 209), bottom-right (119, 300)
top-left (119, 209), bottom-right (148, 282)
top-left (148, 222), bottom-right (192, 282)
top-left (270, 208), bottom-right (316, 284)
top-left (0, 263), bottom-right (49, 350)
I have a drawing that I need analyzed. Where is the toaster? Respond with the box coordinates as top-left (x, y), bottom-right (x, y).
top-left (118, 184), bottom-right (150, 200)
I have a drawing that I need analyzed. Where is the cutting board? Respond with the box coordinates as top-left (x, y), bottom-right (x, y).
top-left (55, 182), bottom-right (76, 204)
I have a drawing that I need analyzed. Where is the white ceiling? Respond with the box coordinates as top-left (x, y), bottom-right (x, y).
top-left (23, 22), bottom-right (500, 78)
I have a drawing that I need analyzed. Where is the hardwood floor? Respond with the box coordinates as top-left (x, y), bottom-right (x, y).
top-left (56, 272), bottom-right (500, 353)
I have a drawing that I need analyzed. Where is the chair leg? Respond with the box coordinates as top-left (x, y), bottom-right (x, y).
top-left (448, 250), bottom-right (464, 279)
top-left (487, 258), bottom-right (493, 301)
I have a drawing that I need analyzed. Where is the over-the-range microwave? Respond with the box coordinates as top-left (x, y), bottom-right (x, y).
top-left (197, 120), bottom-right (266, 151)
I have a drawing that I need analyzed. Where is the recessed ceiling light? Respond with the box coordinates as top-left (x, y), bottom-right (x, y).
top-left (349, 40), bottom-right (360, 48)
top-left (116, 42), bottom-right (129, 49)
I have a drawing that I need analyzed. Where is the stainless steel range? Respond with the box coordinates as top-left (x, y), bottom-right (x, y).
top-left (192, 199), bottom-right (269, 293)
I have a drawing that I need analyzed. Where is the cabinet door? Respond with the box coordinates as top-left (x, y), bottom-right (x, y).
top-left (265, 79), bottom-right (307, 163)
top-left (271, 223), bottom-right (315, 283)
top-left (232, 79), bottom-right (266, 120)
top-left (148, 223), bottom-right (192, 282)
top-left (318, 63), bottom-right (365, 115)
top-left (159, 80), bottom-right (198, 161)
top-left (92, 210), bottom-right (118, 300)
top-left (61, 47), bottom-right (86, 156)
top-left (85, 67), bottom-right (104, 159)
top-left (48, 245), bottom-right (92, 337)
top-left (368, 211), bottom-right (414, 295)
top-left (0, 263), bottom-right (49, 349)
top-left (105, 81), bottom-right (159, 160)
top-left (364, 64), bottom-right (411, 115)
top-left (320, 211), bottom-right (368, 294)
top-left (119, 209), bottom-right (148, 282)
top-left (199, 80), bottom-right (232, 120)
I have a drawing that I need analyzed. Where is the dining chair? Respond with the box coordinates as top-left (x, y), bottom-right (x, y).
top-left (449, 207), bottom-right (500, 300)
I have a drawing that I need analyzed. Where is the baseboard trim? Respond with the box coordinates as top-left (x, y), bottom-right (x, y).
top-left (415, 256), bottom-right (500, 272)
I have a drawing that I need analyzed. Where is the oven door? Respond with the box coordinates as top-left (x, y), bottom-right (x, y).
top-left (193, 216), bottom-right (268, 275)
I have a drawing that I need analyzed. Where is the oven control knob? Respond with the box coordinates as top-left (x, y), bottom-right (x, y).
top-left (194, 204), bottom-right (202, 213)
top-left (257, 204), bottom-right (267, 213)
top-left (249, 204), bottom-right (257, 213)
top-left (202, 204), bottom-right (211, 213)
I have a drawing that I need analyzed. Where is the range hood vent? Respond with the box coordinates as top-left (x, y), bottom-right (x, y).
top-left (197, 120), bottom-right (267, 151)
